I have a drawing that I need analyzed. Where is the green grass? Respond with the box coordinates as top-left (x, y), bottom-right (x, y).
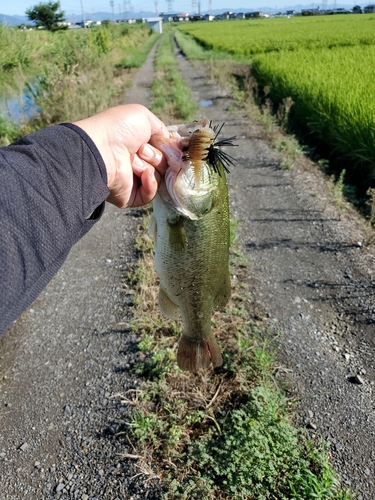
top-left (0, 23), bottom-right (155, 144)
top-left (150, 32), bottom-right (198, 121)
top-left (174, 28), bottom-right (234, 61)
top-left (120, 211), bottom-right (352, 499)
top-left (116, 31), bottom-right (160, 68)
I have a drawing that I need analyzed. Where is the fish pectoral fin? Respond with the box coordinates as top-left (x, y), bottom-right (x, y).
top-left (214, 272), bottom-right (231, 310)
top-left (148, 214), bottom-right (157, 244)
top-left (158, 288), bottom-right (180, 320)
top-left (167, 218), bottom-right (187, 252)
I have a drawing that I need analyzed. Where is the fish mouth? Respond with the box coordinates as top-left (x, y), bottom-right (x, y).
top-left (150, 120), bottom-right (236, 177)
top-left (150, 121), bottom-right (237, 220)
top-left (149, 120), bottom-right (211, 174)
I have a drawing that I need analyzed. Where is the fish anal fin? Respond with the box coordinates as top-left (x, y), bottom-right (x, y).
top-left (158, 287), bottom-right (180, 320)
top-left (214, 272), bottom-right (231, 310)
top-left (177, 334), bottom-right (223, 372)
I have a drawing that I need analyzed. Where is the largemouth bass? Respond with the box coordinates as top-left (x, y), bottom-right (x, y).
top-left (148, 120), bottom-right (235, 372)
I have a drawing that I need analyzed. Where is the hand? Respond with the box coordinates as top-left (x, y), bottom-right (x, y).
top-left (74, 104), bottom-right (169, 208)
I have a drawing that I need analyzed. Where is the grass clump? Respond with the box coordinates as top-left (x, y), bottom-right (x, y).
top-left (119, 210), bottom-right (352, 500)
top-left (150, 32), bottom-right (198, 121)
top-left (116, 31), bottom-right (160, 68)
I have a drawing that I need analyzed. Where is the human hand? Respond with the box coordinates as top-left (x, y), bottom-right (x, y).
top-left (74, 104), bottom-right (169, 208)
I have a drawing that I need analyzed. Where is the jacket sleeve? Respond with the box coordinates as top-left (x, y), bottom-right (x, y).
top-left (0, 123), bottom-right (110, 336)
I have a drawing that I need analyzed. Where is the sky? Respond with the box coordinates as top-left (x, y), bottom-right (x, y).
top-left (1, 0), bottom-right (345, 18)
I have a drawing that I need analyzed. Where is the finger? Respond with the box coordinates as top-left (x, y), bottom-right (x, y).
top-left (132, 154), bottom-right (147, 176)
top-left (138, 144), bottom-right (168, 176)
top-left (130, 167), bottom-right (161, 208)
top-left (142, 106), bottom-right (170, 138)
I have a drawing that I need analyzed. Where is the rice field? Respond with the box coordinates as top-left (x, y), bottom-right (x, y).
top-left (179, 15), bottom-right (375, 55)
top-left (179, 15), bottom-right (375, 193)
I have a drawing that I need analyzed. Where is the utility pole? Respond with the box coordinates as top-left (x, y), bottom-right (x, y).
top-left (155, 0), bottom-right (158, 14)
top-left (166, 0), bottom-right (173, 12)
top-left (80, 0), bottom-right (86, 28)
top-left (124, 0), bottom-right (131, 19)
top-left (110, 0), bottom-right (115, 22)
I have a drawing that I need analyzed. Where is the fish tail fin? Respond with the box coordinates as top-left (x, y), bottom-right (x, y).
top-left (177, 334), bottom-right (223, 372)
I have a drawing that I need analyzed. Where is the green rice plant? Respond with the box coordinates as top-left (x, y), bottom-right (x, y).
top-left (174, 28), bottom-right (232, 61)
top-left (179, 15), bottom-right (375, 56)
top-left (251, 45), bottom-right (375, 192)
top-left (179, 16), bottom-right (375, 195)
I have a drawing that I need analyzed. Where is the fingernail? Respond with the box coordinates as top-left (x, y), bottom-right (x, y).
top-left (133, 155), bottom-right (145, 169)
top-left (142, 144), bottom-right (156, 160)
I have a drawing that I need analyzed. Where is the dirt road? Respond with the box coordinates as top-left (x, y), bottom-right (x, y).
top-left (1, 41), bottom-right (374, 499)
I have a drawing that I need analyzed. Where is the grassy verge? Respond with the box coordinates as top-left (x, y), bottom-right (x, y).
top-left (116, 31), bottom-right (160, 68)
top-left (120, 212), bottom-right (352, 499)
top-left (116, 28), bottom-right (353, 499)
top-left (0, 24), bottom-right (155, 145)
top-left (150, 31), bottom-right (198, 122)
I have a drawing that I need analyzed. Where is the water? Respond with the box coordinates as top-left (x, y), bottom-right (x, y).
top-left (199, 99), bottom-right (214, 107)
top-left (0, 80), bottom-right (42, 125)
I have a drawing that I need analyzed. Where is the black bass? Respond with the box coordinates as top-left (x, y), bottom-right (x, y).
top-left (149, 120), bottom-right (235, 372)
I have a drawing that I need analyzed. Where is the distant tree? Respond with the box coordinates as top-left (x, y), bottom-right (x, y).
top-left (26, 1), bottom-right (68, 31)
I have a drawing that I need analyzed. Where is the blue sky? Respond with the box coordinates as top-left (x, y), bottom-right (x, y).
top-left (1, 0), bottom-right (341, 17)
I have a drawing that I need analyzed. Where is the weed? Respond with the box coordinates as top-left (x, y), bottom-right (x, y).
top-left (0, 24), bottom-right (154, 143)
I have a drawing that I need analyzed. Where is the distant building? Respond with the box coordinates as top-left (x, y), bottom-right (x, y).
top-left (301, 8), bottom-right (320, 15)
top-left (173, 13), bottom-right (189, 21)
top-left (203, 14), bottom-right (215, 21)
top-left (145, 17), bottom-right (162, 32)
top-left (245, 11), bottom-right (264, 18)
top-left (352, 5), bottom-right (363, 12)
top-left (333, 7), bottom-right (350, 13)
top-left (364, 4), bottom-right (375, 12)
top-left (188, 14), bottom-right (203, 21)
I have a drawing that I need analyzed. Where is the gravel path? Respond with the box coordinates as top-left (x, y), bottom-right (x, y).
top-left (1, 39), bottom-right (375, 499)
top-left (0, 43), bottom-right (162, 500)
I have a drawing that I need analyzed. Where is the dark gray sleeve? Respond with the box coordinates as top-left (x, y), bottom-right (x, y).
top-left (0, 123), bottom-right (110, 336)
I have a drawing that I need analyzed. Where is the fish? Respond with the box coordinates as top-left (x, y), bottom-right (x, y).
top-left (148, 119), bottom-right (236, 372)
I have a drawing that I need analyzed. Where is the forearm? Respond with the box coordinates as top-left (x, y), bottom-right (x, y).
top-left (0, 124), bottom-right (109, 336)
